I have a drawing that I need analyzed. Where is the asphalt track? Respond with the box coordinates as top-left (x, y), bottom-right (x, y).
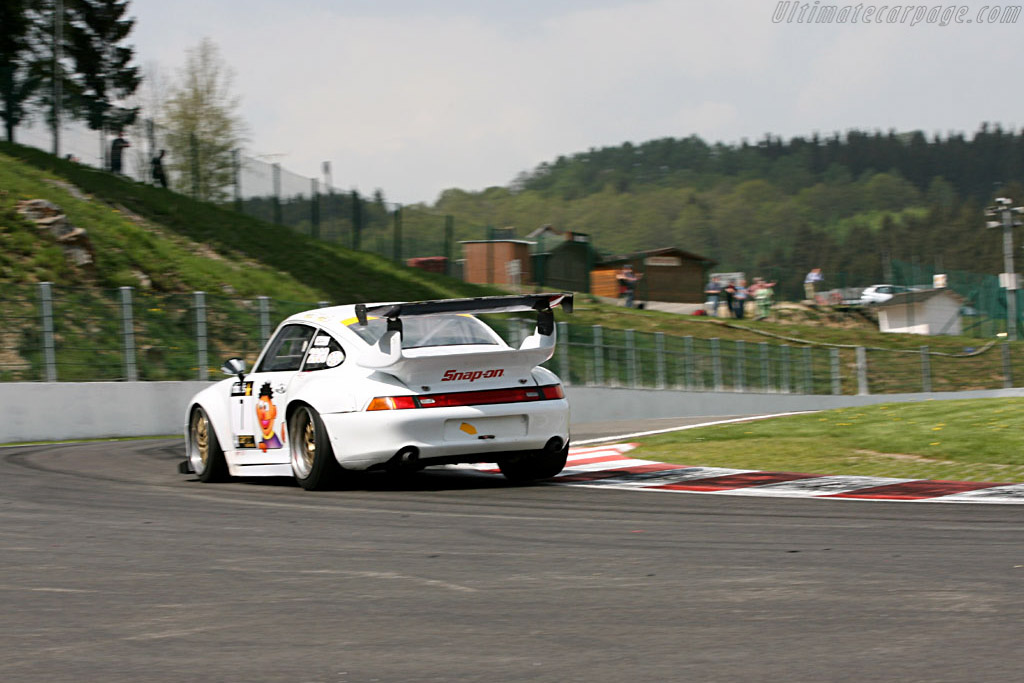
top-left (1, 418), bottom-right (1022, 682)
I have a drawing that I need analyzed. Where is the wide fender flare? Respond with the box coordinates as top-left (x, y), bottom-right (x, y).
top-left (184, 378), bottom-right (235, 454)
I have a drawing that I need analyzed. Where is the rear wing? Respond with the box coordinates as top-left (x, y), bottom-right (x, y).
top-left (354, 293), bottom-right (573, 373)
top-left (355, 293), bottom-right (573, 336)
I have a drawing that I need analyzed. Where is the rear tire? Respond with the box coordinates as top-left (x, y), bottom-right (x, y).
top-left (189, 406), bottom-right (228, 483)
top-left (499, 441), bottom-right (569, 484)
top-left (289, 405), bottom-right (342, 490)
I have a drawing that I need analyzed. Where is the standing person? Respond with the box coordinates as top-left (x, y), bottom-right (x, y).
top-left (754, 277), bottom-right (776, 318)
top-left (722, 280), bottom-right (737, 318)
top-left (732, 279), bottom-right (749, 319)
top-left (704, 275), bottom-right (723, 316)
top-left (804, 267), bottom-right (823, 302)
top-left (110, 132), bottom-right (130, 175)
top-left (616, 264), bottom-right (641, 308)
top-left (151, 149), bottom-right (168, 188)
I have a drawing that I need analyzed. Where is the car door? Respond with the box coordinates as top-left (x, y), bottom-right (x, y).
top-left (232, 323), bottom-right (317, 465)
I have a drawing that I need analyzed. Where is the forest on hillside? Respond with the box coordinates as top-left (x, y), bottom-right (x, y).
top-left (424, 124), bottom-right (1023, 299)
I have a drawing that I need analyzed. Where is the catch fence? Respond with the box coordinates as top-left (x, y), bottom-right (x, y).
top-left (2, 283), bottom-right (1019, 395)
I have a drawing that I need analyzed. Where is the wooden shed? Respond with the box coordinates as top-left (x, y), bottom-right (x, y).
top-left (460, 240), bottom-right (533, 286)
top-left (533, 233), bottom-right (600, 293)
top-left (592, 247), bottom-right (716, 303)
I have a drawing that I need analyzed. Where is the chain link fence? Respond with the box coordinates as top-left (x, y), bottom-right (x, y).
top-left (3, 283), bottom-right (1018, 394)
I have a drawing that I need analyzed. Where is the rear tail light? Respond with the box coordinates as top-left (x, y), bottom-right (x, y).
top-left (365, 384), bottom-right (565, 411)
top-left (366, 396), bottom-right (418, 411)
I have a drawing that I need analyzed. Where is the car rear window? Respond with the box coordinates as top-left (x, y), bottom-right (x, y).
top-left (348, 314), bottom-right (499, 348)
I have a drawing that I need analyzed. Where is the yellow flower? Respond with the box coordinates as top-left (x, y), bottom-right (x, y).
top-left (929, 442), bottom-right (940, 446)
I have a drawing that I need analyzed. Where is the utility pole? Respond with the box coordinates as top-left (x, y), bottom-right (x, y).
top-left (985, 197), bottom-right (1024, 341)
top-left (52, 0), bottom-right (63, 157)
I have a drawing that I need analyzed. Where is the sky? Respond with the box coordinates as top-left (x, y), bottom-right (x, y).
top-left (125, 0), bottom-right (1024, 205)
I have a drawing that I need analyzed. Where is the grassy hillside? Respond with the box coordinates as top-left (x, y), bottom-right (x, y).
top-left (0, 142), bottom-right (494, 303)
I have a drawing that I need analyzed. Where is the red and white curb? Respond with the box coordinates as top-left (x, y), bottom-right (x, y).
top-left (476, 443), bottom-right (1024, 504)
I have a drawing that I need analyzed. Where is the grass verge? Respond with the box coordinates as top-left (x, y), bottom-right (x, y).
top-left (627, 398), bottom-right (1024, 483)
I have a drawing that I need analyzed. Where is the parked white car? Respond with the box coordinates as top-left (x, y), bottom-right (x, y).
top-left (179, 294), bottom-right (573, 490)
top-left (859, 284), bottom-right (912, 304)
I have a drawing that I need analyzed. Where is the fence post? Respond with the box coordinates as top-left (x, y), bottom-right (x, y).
top-left (189, 133), bottom-right (200, 199)
top-left (684, 336), bottom-right (696, 390)
top-left (920, 346), bottom-right (932, 392)
top-left (272, 163), bottom-right (282, 225)
top-left (856, 346), bottom-right (869, 395)
top-left (351, 190), bottom-right (362, 251)
top-left (38, 282), bottom-right (57, 382)
top-left (735, 340), bottom-right (745, 392)
top-left (194, 291), bottom-right (207, 381)
top-left (311, 178), bottom-right (321, 240)
top-left (655, 332), bottom-right (666, 389)
top-left (392, 206), bottom-right (403, 263)
top-left (780, 344), bottom-right (791, 393)
top-left (1003, 342), bottom-right (1013, 388)
top-left (626, 329), bottom-right (637, 387)
top-left (830, 348), bottom-right (841, 395)
top-left (760, 341), bottom-right (770, 392)
top-left (557, 321), bottom-right (571, 386)
top-left (803, 346), bottom-right (813, 394)
top-left (711, 338), bottom-right (723, 391)
top-left (444, 215), bottom-right (454, 277)
top-left (258, 296), bottom-right (271, 346)
top-left (233, 149), bottom-right (242, 212)
top-left (120, 286), bottom-right (137, 381)
top-left (593, 325), bottom-right (604, 386)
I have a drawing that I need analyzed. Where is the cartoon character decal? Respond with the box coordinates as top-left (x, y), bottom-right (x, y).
top-left (256, 382), bottom-right (285, 452)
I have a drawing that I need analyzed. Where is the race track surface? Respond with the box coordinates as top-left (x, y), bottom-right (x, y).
top-left (1, 431), bottom-right (1022, 682)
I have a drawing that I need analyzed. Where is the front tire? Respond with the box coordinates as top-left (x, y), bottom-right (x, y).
top-left (498, 441), bottom-right (569, 484)
top-left (189, 406), bottom-right (228, 482)
top-left (289, 405), bottom-right (342, 490)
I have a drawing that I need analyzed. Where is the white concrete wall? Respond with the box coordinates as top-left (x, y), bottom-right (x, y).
top-left (4, 381), bottom-right (1024, 444)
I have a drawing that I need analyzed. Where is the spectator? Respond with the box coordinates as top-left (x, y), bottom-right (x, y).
top-left (804, 267), bottom-right (823, 302)
top-left (616, 264), bottom-right (642, 308)
top-left (704, 275), bottom-right (723, 316)
top-left (752, 277), bottom-right (776, 318)
top-left (732, 279), bottom-right (749, 319)
top-left (151, 149), bottom-right (168, 188)
top-left (110, 132), bottom-right (130, 175)
top-left (722, 280), bottom-right (737, 318)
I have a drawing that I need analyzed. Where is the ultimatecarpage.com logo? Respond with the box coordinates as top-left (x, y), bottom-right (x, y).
top-left (772, 2), bottom-right (1021, 26)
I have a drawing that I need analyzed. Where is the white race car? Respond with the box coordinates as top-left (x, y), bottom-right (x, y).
top-left (179, 293), bottom-right (573, 489)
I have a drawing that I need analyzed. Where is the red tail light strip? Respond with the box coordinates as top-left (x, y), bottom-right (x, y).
top-left (367, 384), bottom-right (564, 411)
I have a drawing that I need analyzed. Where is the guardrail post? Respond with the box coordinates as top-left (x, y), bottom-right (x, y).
top-left (735, 340), bottom-right (745, 392)
top-left (317, 300), bottom-right (330, 308)
top-left (711, 338), bottom-right (723, 391)
top-left (803, 346), bottom-right (813, 394)
top-left (120, 286), bottom-right (137, 381)
top-left (760, 341), bottom-right (770, 392)
top-left (655, 332), bottom-right (666, 389)
top-left (856, 346), bottom-right (869, 395)
top-left (780, 344), bottom-right (791, 393)
top-left (258, 296), bottom-right (271, 346)
top-left (194, 291), bottom-right (208, 381)
top-left (1002, 342), bottom-right (1013, 388)
top-left (557, 321), bottom-right (571, 386)
top-left (920, 345), bottom-right (932, 393)
top-left (593, 325), bottom-right (604, 386)
top-left (830, 348), bottom-right (841, 395)
top-left (625, 329), bottom-right (637, 387)
top-left (38, 282), bottom-right (57, 382)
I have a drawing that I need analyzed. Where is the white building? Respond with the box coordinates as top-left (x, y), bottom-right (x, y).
top-left (875, 289), bottom-right (964, 336)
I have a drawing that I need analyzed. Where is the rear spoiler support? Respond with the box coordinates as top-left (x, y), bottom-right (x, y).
top-left (355, 293), bottom-right (573, 336)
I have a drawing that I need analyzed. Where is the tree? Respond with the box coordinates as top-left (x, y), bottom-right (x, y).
top-left (63, 0), bottom-right (140, 161)
top-left (162, 38), bottom-right (246, 202)
top-left (0, 0), bottom-right (41, 142)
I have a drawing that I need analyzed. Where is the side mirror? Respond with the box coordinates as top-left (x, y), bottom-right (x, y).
top-left (221, 357), bottom-right (247, 382)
